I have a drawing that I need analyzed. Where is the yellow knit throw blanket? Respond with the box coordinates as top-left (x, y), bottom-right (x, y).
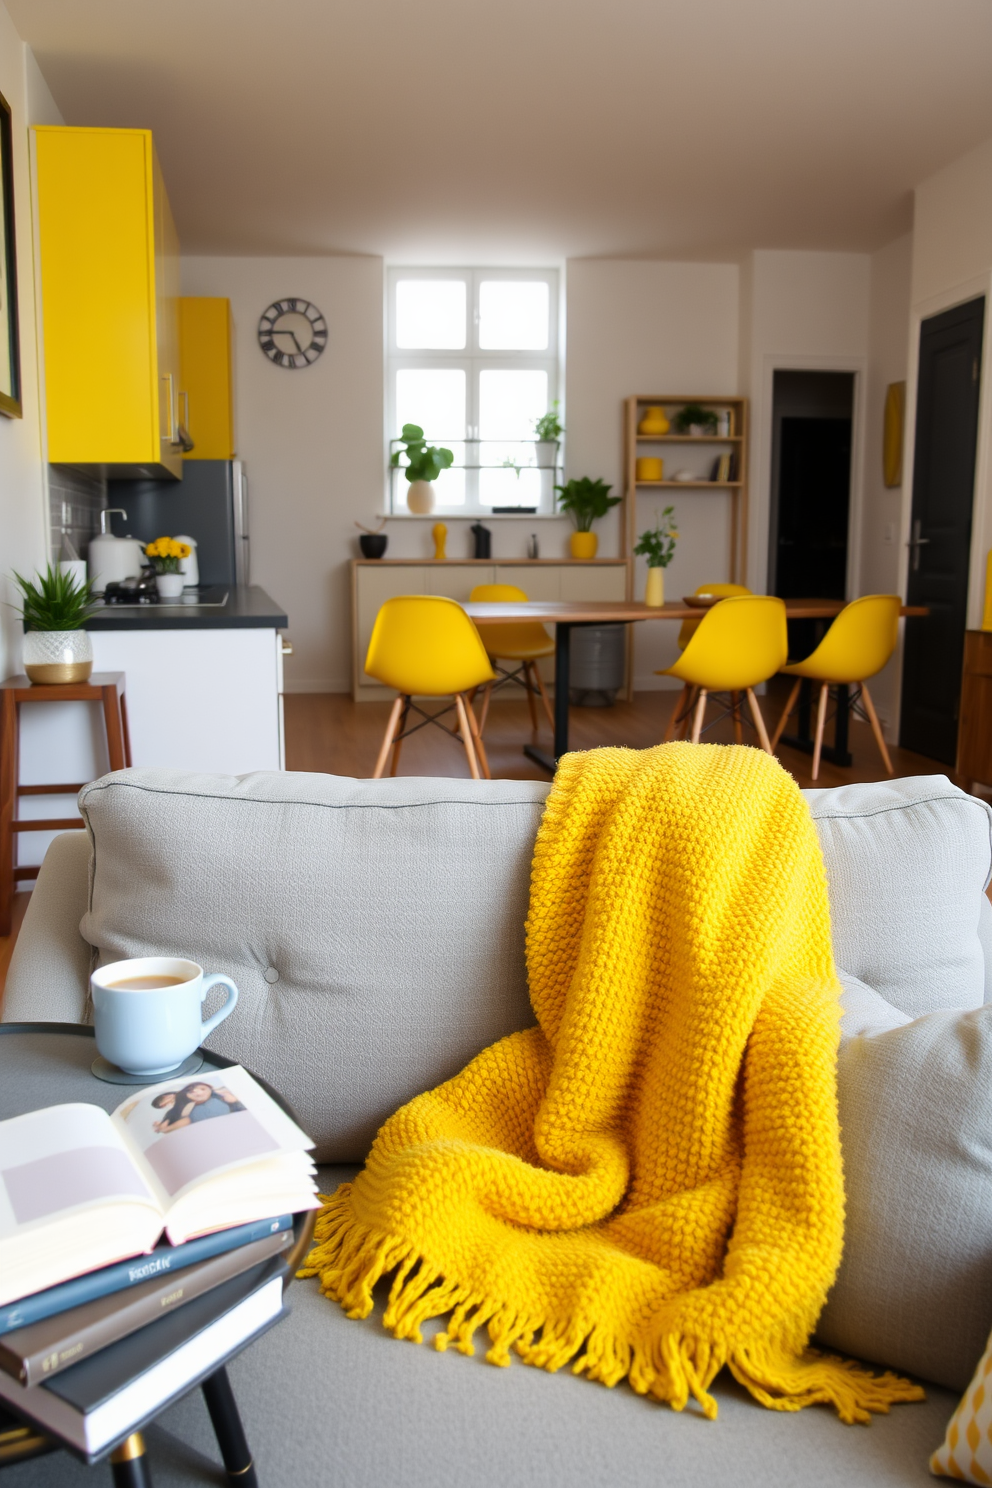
top-left (302, 743), bottom-right (924, 1422)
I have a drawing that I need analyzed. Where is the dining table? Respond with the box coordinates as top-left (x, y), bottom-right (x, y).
top-left (461, 598), bottom-right (928, 773)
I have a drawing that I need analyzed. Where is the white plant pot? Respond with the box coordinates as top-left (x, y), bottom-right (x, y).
top-left (406, 480), bottom-right (436, 515)
top-left (536, 440), bottom-right (559, 470)
top-left (156, 572), bottom-right (185, 599)
top-left (23, 628), bottom-right (94, 684)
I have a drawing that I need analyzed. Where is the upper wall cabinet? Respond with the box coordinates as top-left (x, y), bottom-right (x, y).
top-left (179, 297), bottom-right (234, 460)
top-left (34, 126), bottom-right (182, 478)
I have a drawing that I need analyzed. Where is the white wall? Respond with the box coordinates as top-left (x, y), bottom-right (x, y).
top-left (565, 258), bottom-right (739, 686)
top-left (0, 14), bottom-right (60, 680)
top-left (181, 255), bottom-right (384, 692)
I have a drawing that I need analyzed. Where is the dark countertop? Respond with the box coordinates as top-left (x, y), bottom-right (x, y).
top-left (86, 585), bottom-right (288, 631)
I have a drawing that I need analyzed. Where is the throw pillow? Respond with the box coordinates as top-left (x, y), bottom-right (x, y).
top-left (931, 1336), bottom-right (992, 1482)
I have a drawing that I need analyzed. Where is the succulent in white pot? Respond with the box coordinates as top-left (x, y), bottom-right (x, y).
top-left (390, 424), bottom-right (454, 515)
top-left (13, 564), bottom-right (97, 683)
top-left (533, 402), bottom-right (564, 470)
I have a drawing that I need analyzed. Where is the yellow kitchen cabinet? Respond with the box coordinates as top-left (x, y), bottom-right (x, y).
top-left (34, 126), bottom-right (182, 477)
top-left (179, 297), bottom-right (234, 459)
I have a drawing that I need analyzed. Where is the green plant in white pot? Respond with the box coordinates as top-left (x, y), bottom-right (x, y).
top-left (633, 506), bottom-right (678, 607)
top-left (390, 424), bottom-right (454, 514)
top-left (13, 565), bottom-right (98, 683)
top-left (534, 401), bottom-right (563, 470)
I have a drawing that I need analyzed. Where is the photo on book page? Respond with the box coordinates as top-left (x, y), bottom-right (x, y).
top-left (113, 1068), bottom-right (308, 1200)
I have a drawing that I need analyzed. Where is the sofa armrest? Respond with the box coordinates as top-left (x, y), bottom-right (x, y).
top-left (2, 832), bottom-right (93, 1024)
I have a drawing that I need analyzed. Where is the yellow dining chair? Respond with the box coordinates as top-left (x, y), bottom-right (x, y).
top-left (364, 595), bottom-right (495, 779)
top-left (659, 595), bottom-right (788, 751)
top-left (675, 584), bottom-right (753, 736)
top-left (769, 594), bottom-right (901, 781)
top-left (469, 583), bottom-right (555, 741)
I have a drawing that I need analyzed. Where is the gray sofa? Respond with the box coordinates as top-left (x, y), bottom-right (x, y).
top-left (5, 765), bottom-right (992, 1488)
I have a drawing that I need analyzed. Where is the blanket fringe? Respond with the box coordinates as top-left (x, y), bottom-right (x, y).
top-left (300, 1189), bottom-right (925, 1423)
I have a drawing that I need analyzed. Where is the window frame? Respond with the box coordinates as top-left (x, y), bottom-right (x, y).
top-left (386, 267), bottom-right (560, 516)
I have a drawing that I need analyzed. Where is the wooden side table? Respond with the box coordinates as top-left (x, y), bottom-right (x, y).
top-left (0, 673), bottom-right (131, 935)
top-left (957, 631), bottom-right (992, 792)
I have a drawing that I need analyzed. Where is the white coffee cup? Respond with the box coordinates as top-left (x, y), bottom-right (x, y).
top-left (91, 956), bottom-right (239, 1077)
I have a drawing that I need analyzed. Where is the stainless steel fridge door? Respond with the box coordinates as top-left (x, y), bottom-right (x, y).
top-left (233, 460), bottom-right (250, 586)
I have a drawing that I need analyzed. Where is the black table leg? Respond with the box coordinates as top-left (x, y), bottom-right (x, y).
top-left (202, 1366), bottom-right (257, 1488)
top-left (524, 621), bottom-right (571, 775)
top-left (110, 1433), bottom-right (153, 1488)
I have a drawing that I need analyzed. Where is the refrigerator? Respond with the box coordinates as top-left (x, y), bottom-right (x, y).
top-left (106, 460), bottom-right (250, 588)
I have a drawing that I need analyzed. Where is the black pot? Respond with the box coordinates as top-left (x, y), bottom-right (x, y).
top-left (359, 534), bottom-right (388, 559)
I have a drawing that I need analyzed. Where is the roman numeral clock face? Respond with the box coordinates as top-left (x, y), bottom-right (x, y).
top-left (257, 299), bottom-right (328, 368)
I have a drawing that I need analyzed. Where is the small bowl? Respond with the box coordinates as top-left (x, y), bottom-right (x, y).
top-left (359, 534), bottom-right (388, 559)
top-left (683, 594), bottom-right (720, 608)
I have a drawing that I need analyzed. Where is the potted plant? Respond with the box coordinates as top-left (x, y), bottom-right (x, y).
top-left (554, 477), bottom-right (621, 558)
top-left (390, 424), bottom-right (454, 514)
top-left (534, 401), bottom-right (563, 470)
top-left (633, 506), bottom-right (678, 606)
top-left (355, 518), bottom-right (388, 559)
top-left (12, 564), bottom-right (98, 683)
top-left (674, 402), bottom-right (717, 436)
top-left (144, 537), bottom-right (192, 599)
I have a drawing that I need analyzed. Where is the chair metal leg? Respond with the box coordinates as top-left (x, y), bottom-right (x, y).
top-left (746, 688), bottom-right (773, 753)
top-left (812, 682), bottom-right (830, 781)
top-left (110, 1432), bottom-right (153, 1488)
top-left (664, 683), bottom-right (690, 743)
top-left (454, 694), bottom-right (481, 779)
top-left (372, 696), bottom-right (404, 779)
top-left (464, 693), bottom-right (492, 779)
top-left (770, 678), bottom-right (802, 753)
top-left (690, 689), bottom-right (708, 743)
top-left (389, 699), bottom-right (410, 777)
top-left (522, 662), bottom-right (540, 738)
top-left (860, 681), bottom-right (894, 776)
top-left (532, 664), bottom-right (555, 733)
top-left (730, 690), bottom-right (743, 745)
top-left (202, 1365), bottom-right (258, 1488)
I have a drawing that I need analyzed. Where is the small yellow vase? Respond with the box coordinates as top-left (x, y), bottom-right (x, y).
top-left (636, 456), bottom-right (664, 482)
top-left (570, 531), bottom-right (598, 559)
top-left (432, 522), bottom-right (447, 561)
top-left (644, 567), bottom-right (665, 607)
top-left (638, 406), bottom-right (670, 436)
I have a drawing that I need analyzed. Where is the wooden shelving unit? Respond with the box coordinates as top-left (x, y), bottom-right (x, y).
top-left (623, 395), bottom-right (750, 590)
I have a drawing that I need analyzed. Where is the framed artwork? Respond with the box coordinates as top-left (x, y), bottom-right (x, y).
top-left (882, 380), bottom-right (904, 488)
top-left (0, 87), bottom-right (21, 419)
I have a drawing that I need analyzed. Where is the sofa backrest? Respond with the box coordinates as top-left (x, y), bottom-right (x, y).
top-left (77, 767), bottom-right (992, 1161)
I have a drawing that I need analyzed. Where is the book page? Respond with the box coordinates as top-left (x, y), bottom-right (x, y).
top-left (0, 1105), bottom-right (159, 1240)
top-left (111, 1067), bottom-right (313, 1205)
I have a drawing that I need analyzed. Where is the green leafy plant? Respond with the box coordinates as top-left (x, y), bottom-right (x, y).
top-left (390, 423), bottom-right (455, 484)
top-left (534, 401), bottom-right (564, 442)
top-left (11, 565), bottom-right (98, 631)
top-left (553, 477), bottom-right (621, 532)
top-left (633, 506), bottom-right (679, 568)
top-left (673, 402), bottom-right (717, 434)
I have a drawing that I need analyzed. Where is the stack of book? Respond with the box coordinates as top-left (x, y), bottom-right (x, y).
top-left (0, 1066), bottom-right (318, 1458)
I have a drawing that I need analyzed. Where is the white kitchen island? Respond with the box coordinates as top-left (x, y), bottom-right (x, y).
top-left (16, 586), bottom-right (288, 869)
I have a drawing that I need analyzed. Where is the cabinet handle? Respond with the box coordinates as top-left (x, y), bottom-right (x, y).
top-left (906, 517), bottom-right (930, 572)
top-left (280, 639), bottom-right (294, 656)
top-left (162, 373), bottom-right (178, 446)
top-left (177, 390), bottom-right (195, 453)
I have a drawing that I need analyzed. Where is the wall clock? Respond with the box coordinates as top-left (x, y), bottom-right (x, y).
top-left (257, 299), bottom-right (328, 369)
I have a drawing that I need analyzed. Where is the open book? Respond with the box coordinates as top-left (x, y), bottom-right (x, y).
top-left (0, 1066), bottom-right (318, 1308)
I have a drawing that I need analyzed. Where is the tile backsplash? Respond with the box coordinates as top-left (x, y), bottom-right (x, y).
top-left (48, 465), bottom-right (107, 565)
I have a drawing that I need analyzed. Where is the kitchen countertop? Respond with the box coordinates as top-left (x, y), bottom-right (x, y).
top-left (86, 585), bottom-right (288, 631)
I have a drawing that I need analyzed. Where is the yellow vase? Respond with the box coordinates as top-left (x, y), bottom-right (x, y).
top-left (638, 406), bottom-right (670, 436)
top-left (432, 522), bottom-right (447, 561)
top-left (644, 567), bottom-right (665, 607)
top-left (636, 456), bottom-right (664, 482)
top-left (570, 531), bottom-right (598, 559)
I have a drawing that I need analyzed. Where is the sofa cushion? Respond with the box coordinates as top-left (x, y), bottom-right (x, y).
top-left (817, 1002), bottom-right (992, 1391)
top-left (78, 770), bottom-right (551, 1163)
top-left (804, 776), bottom-right (992, 1018)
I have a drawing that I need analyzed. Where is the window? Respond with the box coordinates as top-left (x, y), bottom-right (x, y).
top-left (386, 268), bottom-right (560, 515)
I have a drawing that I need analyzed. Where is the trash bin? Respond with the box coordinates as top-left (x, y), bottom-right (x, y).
top-left (569, 624), bottom-right (626, 707)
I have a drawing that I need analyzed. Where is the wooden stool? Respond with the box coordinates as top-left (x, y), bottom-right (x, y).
top-left (0, 672), bottom-right (131, 935)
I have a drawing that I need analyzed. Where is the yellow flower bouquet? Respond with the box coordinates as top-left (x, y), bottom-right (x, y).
top-left (144, 537), bottom-right (191, 575)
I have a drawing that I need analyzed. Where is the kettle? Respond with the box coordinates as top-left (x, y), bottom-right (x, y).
top-left (88, 509), bottom-right (145, 594)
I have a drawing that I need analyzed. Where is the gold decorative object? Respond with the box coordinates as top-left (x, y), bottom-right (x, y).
top-left (638, 406), bottom-right (669, 436)
top-left (636, 456), bottom-right (663, 482)
top-left (432, 522), bottom-right (447, 561)
top-left (883, 382), bottom-right (905, 488)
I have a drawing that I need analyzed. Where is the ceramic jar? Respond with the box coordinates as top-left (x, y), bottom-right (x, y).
top-left (570, 531), bottom-right (598, 559)
top-left (637, 406), bottom-right (670, 436)
top-left (635, 456), bottom-right (664, 482)
top-left (407, 480), bottom-right (435, 515)
top-left (23, 628), bottom-right (94, 684)
top-left (644, 567), bottom-right (665, 607)
top-left (156, 573), bottom-right (184, 599)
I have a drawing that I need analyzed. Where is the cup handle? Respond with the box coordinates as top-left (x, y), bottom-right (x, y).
top-left (200, 975), bottom-right (239, 1039)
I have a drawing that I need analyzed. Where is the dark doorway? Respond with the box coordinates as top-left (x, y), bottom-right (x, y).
top-left (769, 370), bottom-right (855, 659)
top-left (900, 296), bottom-right (984, 765)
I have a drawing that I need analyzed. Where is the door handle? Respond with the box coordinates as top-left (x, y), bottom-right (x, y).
top-left (906, 518), bottom-right (930, 572)
top-left (161, 373), bottom-right (178, 447)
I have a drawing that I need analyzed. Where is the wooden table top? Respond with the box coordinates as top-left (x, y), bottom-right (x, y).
top-left (462, 600), bottom-right (928, 623)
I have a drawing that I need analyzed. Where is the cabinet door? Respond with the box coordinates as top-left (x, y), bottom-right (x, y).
top-left (425, 566), bottom-right (493, 600)
top-left (494, 566), bottom-right (561, 600)
top-left (152, 147), bottom-right (181, 476)
top-left (179, 298), bottom-right (234, 459)
top-left (560, 565), bottom-right (628, 600)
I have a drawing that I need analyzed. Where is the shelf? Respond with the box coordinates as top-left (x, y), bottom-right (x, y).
top-left (635, 481), bottom-right (743, 489)
top-left (353, 557), bottom-right (628, 566)
top-left (636, 434), bottom-right (742, 443)
top-left (377, 512), bottom-right (568, 522)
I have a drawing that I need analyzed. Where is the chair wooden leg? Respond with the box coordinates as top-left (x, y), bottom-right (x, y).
top-left (464, 693), bottom-right (492, 779)
top-left (663, 683), bottom-right (690, 743)
top-left (532, 664), bottom-right (555, 733)
top-left (770, 678), bottom-right (802, 753)
top-left (477, 682), bottom-right (494, 737)
top-left (730, 690), bottom-right (743, 745)
top-left (372, 696), bottom-right (404, 779)
top-left (690, 688), bottom-right (708, 743)
top-left (120, 689), bottom-right (133, 767)
top-left (678, 687), bottom-right (698, 739)
top-left (389, 699), bottom-right (410, 776)
top-left (101, 684), bottom-right (127, 772)
top-left (860, 681), bottom-right (894, 776)
top-left (812, 683), bottom-right (829, 781)
top-left (746, 688), bottom-right (773, 753)
top-left (522, 662), bottom-right (539, 738)
top-left (454, 694), bottom-right (481, 779)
